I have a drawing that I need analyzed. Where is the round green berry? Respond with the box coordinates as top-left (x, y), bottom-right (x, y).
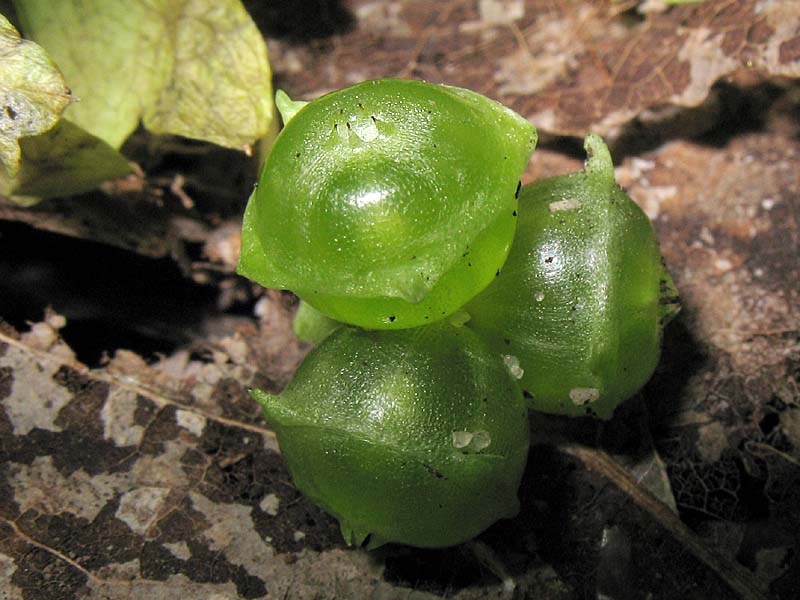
top-left (465, 135), bottom-right (679, 419)
top-left (239, 79), bottom-right (536, 329)
top-left (252, 322), bottom-right (530, 548)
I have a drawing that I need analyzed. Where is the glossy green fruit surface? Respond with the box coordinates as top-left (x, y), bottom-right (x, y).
top-left (252, 322), bottom-right (530, 548)
top-left (239, 78), bottom-right (537, 329)
top-left (465, 135), bottom-right (679, 419)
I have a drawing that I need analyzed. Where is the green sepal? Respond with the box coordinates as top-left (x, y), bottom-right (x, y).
top-left (275, 90), bottom-right (308, 126)
top-left (583, 133), bottom-right (615, 186)
top-left (293, 300), bottom-right (342, 344)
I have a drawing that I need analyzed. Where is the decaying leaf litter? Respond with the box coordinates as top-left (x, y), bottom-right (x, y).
top-left (1, 1), bottom-right (800, 598)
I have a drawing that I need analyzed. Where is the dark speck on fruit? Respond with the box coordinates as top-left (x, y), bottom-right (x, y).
top-left (423, 464), bottom-right (446, 479)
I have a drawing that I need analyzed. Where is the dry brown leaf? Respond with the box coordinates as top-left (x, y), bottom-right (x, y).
top-left (2, 3), bottom-right (800, 597)
top-left (267, 0), bottom-right (800, 137)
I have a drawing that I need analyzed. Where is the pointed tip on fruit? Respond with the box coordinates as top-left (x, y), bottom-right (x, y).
top-left (339, 521), bottom-right (373, 548)
top-left (249, 388), bottom-right (285, 423)
top-left (249, 387), bottom-right (272, 407)
top-left (583, 134), bottom-right (614, 185)
top-left (275, 90), bottom-right (309, 126)
top-left (250, 388), bottom-right (299, 430)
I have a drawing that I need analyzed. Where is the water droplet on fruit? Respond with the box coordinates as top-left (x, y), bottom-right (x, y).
top-left (452, 431), bottom-right (474, 448)
top-left (471, 431), bottom-right (491, 450)
top-left (569, 387), bottom-right (600, 406)
top-left (502, 354), bottom-right (524, 379)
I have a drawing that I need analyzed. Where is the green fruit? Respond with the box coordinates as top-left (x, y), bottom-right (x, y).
top-left (292, 300), bottom-right (341, 344)
top-left (465, 135), bottom-right (679, 419)
top-left (252, 322), bottom-right (530, 549)
top-left (238, 78), bottom-right (537, 329)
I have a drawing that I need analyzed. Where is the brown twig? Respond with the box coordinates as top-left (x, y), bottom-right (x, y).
top-left (557, 443), bottom-right (767, 600)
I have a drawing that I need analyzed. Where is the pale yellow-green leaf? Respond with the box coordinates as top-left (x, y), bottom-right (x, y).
top-left (0, 118), bottom-right (132, 204)
top-left (13, 0), bottom-right (168, 149)
top-left (0, 13), bottom-right (72, 178)
top-left (142, 1), bottom-right (274, 151)
top-left (14, 0), bottom-right (273, 151)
